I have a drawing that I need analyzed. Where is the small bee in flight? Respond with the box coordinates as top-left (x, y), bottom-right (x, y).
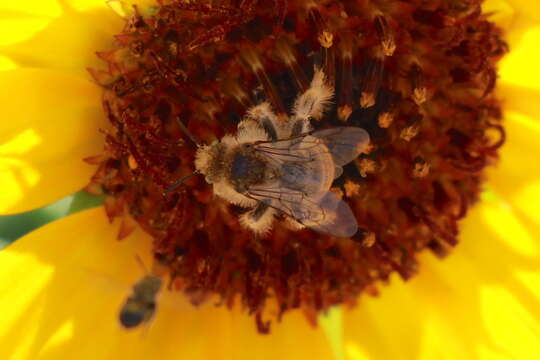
top-left (119, 257), bottom-right (164, 329)
top-left (190, 69), bottom-right (370, 237)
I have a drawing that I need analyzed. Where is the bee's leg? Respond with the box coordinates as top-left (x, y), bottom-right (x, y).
top-left (292, 68), bottom-right (334, 122)
top-left (239, 202), bottom-right (276, 234)
top-left (239, 102), bottom-right (279, 141)
top-left (290, 118), bottom-right (311, 136)
top-left (283, 216), bottom-right (306, 231)
top-left (260, 117), bottom-right (278, 141)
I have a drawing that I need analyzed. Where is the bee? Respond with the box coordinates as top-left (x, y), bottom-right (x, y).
top-left (119, 258), bottom-right (164, 329)
top-left (193, 69), bottom-right (370, 237)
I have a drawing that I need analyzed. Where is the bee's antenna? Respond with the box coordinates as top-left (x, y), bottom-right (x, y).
top-left (163, 171), bottom-right (199, 195)
top-left (175, 116), bottom-right (201, 147)
top-left (135, 254), bottom-right (149, 275)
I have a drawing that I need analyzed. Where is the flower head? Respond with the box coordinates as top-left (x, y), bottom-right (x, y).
top-left (0, 0), bottom-right (539, 358)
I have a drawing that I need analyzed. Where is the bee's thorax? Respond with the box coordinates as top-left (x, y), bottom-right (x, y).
top-left (228, 147), bottom-right (268, 193)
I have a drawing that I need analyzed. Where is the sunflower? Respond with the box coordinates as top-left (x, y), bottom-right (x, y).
top-left (1, 0), bottom-right (539, 359)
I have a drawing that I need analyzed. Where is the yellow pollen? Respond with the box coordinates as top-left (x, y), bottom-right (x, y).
top-left (318, 31), bottom-right (334, 48)
top-left (344, 180), bottom-right (362, 197)
top-left (382, 38), bottom-right (396, 56)
top-left (338, 104), bottom-right (353, 122)
top-left (412, 160), bottom-right (430, 178)
top-left (128, 155), bottom-right (138, 169)
top-left (362, 232), bottom-right (376, 247)
top-left (358, 158), bottom-right (377, 177)
top-left (330, 186), bottom-right (344, 198)
top-left (400, 125), bottom-right (419, 141)
top-left (413, 87), bottom-right (427, 105)
top-left (378, 112), bottom-right (394, 128)
top-left (361, 142), bottom-right (375, 155)
top-left (360, 91), bottom-right (375, 108)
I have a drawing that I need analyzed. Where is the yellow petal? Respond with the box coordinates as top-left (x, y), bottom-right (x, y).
top-left (0, 208), bottom-right (335, 360)
top-left (0, 0), bottom-right (122, 76)
top-left (343, 196), bottom-right (540, 360)
top-left (503, 0), bottom-right (540, 21)
top-left (0, 55), bottom-right (17, 71)
top-left (483, 0), bottom-right (516, 30)
top-left (0, 69), bottom-right (106, 214)
top-left (498, 19), bottom-right (540, 90)
top-left (104, 0), bottom-right (161, 18)
top-left (0, 2), bottom-right (62, 18)
top-left (486, 111), bottom-right (540, 227)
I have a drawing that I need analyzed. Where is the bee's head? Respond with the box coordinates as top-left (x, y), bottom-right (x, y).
top-left (194, 140), bottom-right (225, 184)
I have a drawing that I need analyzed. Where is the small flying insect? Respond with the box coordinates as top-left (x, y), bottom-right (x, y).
top-left (175, 69), bottom-right (370, 237)
top-left (119, 257), bottom-right (164, 329)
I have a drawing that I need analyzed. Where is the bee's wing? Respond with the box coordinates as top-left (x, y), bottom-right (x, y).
top-left (247, 186), bottom-right (358, 238)
top-left (307, 190), bottom-right (358, 237)
top-left (309, 127), bottom-right (370, 167)
top-left (254, 127), bottom-right (369, 167)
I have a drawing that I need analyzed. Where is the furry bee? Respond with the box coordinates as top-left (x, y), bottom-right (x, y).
top-left (119, 275), bottom-right (162, 329)
top-left (193, 69), bottom-right (370, 237)
top-left (119, 258), bottom-right (164, 329)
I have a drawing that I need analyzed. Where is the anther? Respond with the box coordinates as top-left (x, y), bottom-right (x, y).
top-left (409, 63), bottom-right (427, 105)
top-left (362, 232), bottom-right (376, 247)
top-left (360, 59), bottom-right (384, 109)
top-left (412, 157), bottom-right (430, 178)
top-left (310, 8), bottom-right (335, 86)
top-left (413, 87), bottom-right (427, 105)
top-left (128, 155), bottom-right (138, 169)
top-left (337, 37), bottom-right (353, 121)
top-left (344, 180), bottom-right (362, 197)
top-left (358, 158), bottom-right (377, 177)
top-left (360, 92), bottom-right (376, 109)
top-left (400, 124), bottom-right (419, 141)
top-left (318, 31), bottom-right (334, 48)
top-left (378, 112), bottom-right (394, 128)
top-left (374, 15), bottom-right (396, 57)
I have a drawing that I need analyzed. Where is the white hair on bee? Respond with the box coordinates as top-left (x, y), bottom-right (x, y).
top-left (194, 136), bottom-right (236, 184)
top-left (283, 216), bottom-right (306, 231)
top-left (239, 203), bottom-right (277, 234)
top-left (238, 101), bottom-right (284, 140)
top-left (293, 68), bottom-right (334, 122)
top-left (236, 118), bottom-right (270, 145)
top-left (220, 134), bottom-right (237, 147)
top-left (244, 101), bottom-right (275, 122)
top-left (213, 181), bottom-right (258, 207)
top-left (194, 144), bottom-right (214, 176)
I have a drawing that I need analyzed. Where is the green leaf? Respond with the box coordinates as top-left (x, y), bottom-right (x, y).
top-left (0, 195), bottom-right (72, 247)
top-left (67, 190), bottom-right (105, 215)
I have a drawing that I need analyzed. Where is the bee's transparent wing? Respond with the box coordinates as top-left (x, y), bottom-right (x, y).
top-left (309, 127), bottom-right (370, 167)
top-left (307, 191), bottom-right (358, 237)
top-left (247, 186), bottom-right (358, 238)
top-left (254, 126), bottom-right (369, 167)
